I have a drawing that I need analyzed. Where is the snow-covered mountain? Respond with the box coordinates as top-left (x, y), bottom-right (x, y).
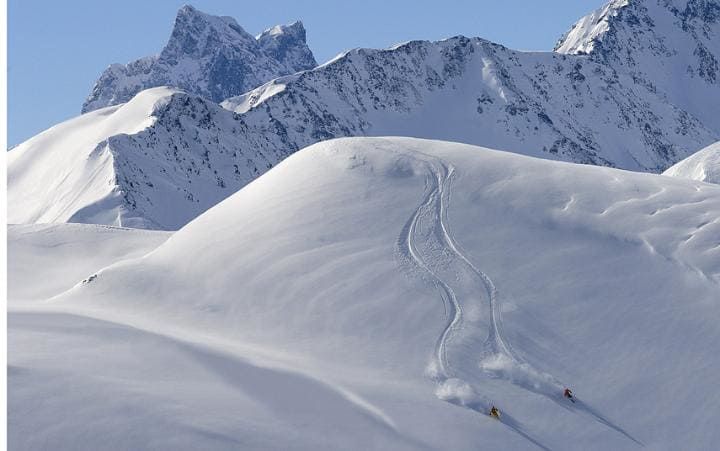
top-left (222, 32), bottom-right (715, 171)
top-left (81, 5), bottom-right (316, 113)
top-left (663, 140), bottom-right (720, 183)
top-left (10, 87), bottom-right (319, 229)
top-left (9, 138), bottom-right (720, 450)
top-left (9, 0), bottom-right (720, 230)
top-left (555, 0), bottom-right (720, 132)
top-left (219, 0), bottom-right (720, 172)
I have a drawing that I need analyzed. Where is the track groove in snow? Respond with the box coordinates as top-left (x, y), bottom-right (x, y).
top-left (396, 151), bottom-right (642, 448)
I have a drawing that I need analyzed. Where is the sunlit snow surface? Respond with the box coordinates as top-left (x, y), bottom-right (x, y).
top-left (664, 141), bottom-right (720, 185)
top-left (9, 137), bottom-right (720, 450)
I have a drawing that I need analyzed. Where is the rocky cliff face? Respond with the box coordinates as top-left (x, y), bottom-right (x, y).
top-left (81, 5), bottom-right (316, 113)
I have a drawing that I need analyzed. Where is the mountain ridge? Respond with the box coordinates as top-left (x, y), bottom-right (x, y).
top-left (9, 0), bottom-right (720, 229)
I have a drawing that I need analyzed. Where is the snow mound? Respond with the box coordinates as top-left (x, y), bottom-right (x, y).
top-left (11, 137), bottom-right (720, 450)
top-left (8, 223), bottom-right (170, 302)
top-left (663, 141), bottom-right (720, 184)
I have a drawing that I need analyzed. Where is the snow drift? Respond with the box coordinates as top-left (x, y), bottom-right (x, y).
top-left (8, 223), bottom-right (170, 302)
top-left (664, 140), bottom-right (720, 184)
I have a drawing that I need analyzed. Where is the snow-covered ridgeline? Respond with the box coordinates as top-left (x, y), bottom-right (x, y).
top-left (9, 0), bottom-right (720, 230)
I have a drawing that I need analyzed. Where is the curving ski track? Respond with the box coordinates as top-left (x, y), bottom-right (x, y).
top-left (396, 152), bottom-right (642, 447)
top-left (397, 154), bottom-right (525, 387)
top-left (398, 161), bottom-right (462, 380)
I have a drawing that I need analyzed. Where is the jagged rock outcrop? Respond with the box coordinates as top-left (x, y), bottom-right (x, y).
top-left (81, 5), bottom-right (316, 113)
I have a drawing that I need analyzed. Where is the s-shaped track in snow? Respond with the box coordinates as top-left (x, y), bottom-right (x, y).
top-left (396, 153), bottom-right (562, 404)
top-left (395, 151), bottom-right (644, 447)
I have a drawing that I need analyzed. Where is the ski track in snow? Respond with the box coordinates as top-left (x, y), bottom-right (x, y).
top-left (395, 152), bottom-right (642, 448)
top-left (397, 153), bottom-right (546, 391)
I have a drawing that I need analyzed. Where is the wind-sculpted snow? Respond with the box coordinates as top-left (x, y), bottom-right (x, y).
top-left (8, 87), bottom-right (183, 228)
top-left (664, 140), bottom-right (720, 184)
top-left (81, 5), bottom-right (316, 113)
top-left (11, 138), bottom-right (720, 450)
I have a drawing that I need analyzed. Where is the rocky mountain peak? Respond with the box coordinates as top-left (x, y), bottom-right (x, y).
top-left (257, 21), bottom-right (316, 73)
top-left (162, 5), bottom-right (257, 58)
top-left (81, 5), bottom-right (317, 113)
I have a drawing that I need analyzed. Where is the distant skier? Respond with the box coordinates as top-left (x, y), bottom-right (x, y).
top-left (564, 388), bottom-right (575, 403)
top-left (489, 406), bottom-right (500, 419)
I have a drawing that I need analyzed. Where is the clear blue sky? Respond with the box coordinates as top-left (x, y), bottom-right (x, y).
top-left (8, 0), bottom-right (603, 146)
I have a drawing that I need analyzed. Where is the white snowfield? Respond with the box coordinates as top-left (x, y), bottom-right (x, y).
top-left (9, 137), bottom-right (720, 450)
top-left (664, 141), bottom-right (720, 185)
top-left (8, 223), bottom-right (170, 301)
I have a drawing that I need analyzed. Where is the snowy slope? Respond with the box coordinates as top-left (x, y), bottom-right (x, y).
top-left (663, 140), bottom-right (720, 183)
top-left (10, 138), bottom-right (720, 450)
top-left (81, 5), bottom-right (316, 113)
top-left (8, 223), bottom-right (170, 302)
top-left (554, 0), bottom-right (630, 55)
